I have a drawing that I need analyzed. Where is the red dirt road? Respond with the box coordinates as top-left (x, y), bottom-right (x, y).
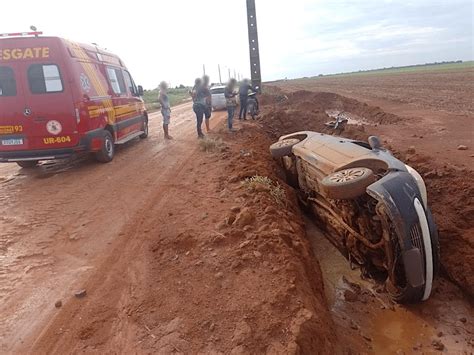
top-left (0, 103), bottom-right (204, 351)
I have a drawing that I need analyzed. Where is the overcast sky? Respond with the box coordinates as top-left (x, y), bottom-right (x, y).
top-left (3, 0), bottom-right (473, 89)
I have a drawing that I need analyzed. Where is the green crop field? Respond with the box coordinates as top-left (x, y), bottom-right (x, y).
top-left (142, 87), bottom-right (191, 112)
top-left (317, 61), bottom-right (474, 78)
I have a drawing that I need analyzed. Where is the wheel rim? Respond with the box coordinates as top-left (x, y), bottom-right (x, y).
top-left (105, 138), bottom-right (113, 156)
top-left (144, 121), bottom-right (148, 135)
top-left (329, 168), bottom-right (365, 183)
top-left (274, 138), bottom-right (300, 148)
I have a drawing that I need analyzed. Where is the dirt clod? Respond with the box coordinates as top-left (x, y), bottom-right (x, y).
top-left (431, 339), bottom-right (445, 351)
top-left (74, 289), bottom-right (87, 298)
top-left (343, 289), bottom-right (359, 302)
top-left (54, 300), bottom-right (62, 308)
top-left (457, 145), bottom-right (468, 150)
top-left (233, 208), bottom-right (255, 227)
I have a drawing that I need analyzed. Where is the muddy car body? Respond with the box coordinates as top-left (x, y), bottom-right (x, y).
top-left (270, 131), bottom-right (440, 303)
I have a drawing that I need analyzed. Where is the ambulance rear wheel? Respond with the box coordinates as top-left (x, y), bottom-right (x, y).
top-left (139, 118), bottom-right (149, 139)
top-left (95, 131), bottom-right (115, 163)
top-left (17, 161), bottom-right (38, 168)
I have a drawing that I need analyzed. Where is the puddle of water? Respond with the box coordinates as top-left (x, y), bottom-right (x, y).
top-left (305, 216), bottom-right (473, 354)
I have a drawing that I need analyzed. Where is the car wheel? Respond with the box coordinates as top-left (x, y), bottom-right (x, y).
top-left (269, 138), bottom-right (300, 158)
top-left (17, 161), bottom-right (39, 168)
top-left (95, 130), bottom-right (115, 163)
top-left (321, 167), bottom-right (375, 199)
top-left (139, 118), bottom-right (149, 139)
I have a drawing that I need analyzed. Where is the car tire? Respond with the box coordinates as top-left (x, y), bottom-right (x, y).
top-left (139, 118), bottom-right (149, 139)
top-left (17, 161), bottom-right (39, 168)
top-left (321, 167), bottom-right (375, 199)
top-left (95, 130), bottom-right (115, 163)
top-left (269, 138), bottom-right (300, 158)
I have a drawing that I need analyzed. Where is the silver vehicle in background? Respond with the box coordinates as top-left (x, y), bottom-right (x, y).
top-left (210, 85), bottom-right (227, 111)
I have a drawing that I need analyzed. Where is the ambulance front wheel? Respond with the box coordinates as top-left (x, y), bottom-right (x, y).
top-left (95, 130), bottom-right (115, 163)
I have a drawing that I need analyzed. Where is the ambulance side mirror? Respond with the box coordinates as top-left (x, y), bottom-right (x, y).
top-left (137, 85), bottom-right (144, 96)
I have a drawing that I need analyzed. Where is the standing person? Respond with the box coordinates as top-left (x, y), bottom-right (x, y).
top-left (225, 78), bottom-right (238, 131)
top-left (191, 78), bottom-right (206, 139)
top-left (202, 75), bottom-right (212, 133)
top-left (158, 81), bottom-right (172, 140)
top-left (239, 78), bottom-right (255, 120)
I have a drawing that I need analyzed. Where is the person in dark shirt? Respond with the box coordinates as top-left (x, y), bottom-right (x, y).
top-left (239, 78), bottom-right (255, 120)
top-left (224, 78), bottom-right (238, 131)
top-left (202, 75), bottom-right (212, 133)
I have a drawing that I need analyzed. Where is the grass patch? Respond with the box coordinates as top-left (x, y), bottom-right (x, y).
top-left (199, 137), bottom-right (225, 152)
top-left (243, 175), bottom-right (286, 205)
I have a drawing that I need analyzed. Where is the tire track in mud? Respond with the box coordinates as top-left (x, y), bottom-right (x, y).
top-left (31, 142), bottom-right (204, 353)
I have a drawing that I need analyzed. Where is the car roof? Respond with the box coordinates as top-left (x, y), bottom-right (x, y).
top-left (210, 85), bottom-right (226, 89)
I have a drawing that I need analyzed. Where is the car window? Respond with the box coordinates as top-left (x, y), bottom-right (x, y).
top-left (211, 87), bottom-right (225, 94)
top-left (123, 70), bottom-right (137, 95)
top-left (0, 66), bottom-right (17, 96)
top-left (106, 67), bottom-right (126, 95)
top-left (27, 64), bottom-right (63, 94)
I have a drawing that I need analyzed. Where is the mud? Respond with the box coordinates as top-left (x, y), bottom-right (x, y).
top-left (307, 218), bottom-right (473, 354)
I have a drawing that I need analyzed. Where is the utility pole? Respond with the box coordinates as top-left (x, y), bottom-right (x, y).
top-left (228, 68), bottom-right (231, 80)
top-left (234, 69), bottom-right (237, 79)
top-left (246, 0), bottom-right (262, 92)
top-left (218, 64), bottom-right (222, 84)
top-left (203, 64), bottom-right (206, 76)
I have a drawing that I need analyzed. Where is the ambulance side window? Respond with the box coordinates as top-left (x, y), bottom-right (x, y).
top-left (0, 66), bottom-right (17, 96)
top-left (27, 64), bottom-right (64, 94)
top-left (123, 70), bottom-right (137, 96)
top-left (106, 67), bottom-right (126, 95)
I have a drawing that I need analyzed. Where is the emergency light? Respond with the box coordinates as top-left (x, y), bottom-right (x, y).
top-left (0, 31), bottom-right (43, 38)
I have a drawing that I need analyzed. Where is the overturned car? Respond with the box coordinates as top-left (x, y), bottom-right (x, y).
top-left (270, 131), bottom-right (440, 303)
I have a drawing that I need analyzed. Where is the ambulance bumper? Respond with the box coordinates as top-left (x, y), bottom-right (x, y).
top-left (0, 147), bottom-right (85, 162)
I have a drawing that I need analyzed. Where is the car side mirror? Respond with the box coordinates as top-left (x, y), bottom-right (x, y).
top-left (368, 136), bottom-right (382, 150)
top-left (137, 85), bottom-right (144, 96)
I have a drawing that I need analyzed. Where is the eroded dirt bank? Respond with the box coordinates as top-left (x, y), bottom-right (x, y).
top-left (260, 88), bottom-right (474, 298)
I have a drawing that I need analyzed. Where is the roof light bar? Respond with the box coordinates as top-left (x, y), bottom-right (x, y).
top-left (0, 31), bottom-right (43, 38)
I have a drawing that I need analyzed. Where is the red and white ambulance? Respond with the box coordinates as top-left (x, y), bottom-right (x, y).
top-left (0, 31), bottom-right (148, 167)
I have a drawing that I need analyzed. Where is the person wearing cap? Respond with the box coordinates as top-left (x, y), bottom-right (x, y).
top-left (225, 78), bottom-right (238, 131)
top-left (158, 81), bottom-right (172, 140)
top-left (202, 75), bottom-right (212, 133)
top-left (191, 78), bottom-right (206, 139)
